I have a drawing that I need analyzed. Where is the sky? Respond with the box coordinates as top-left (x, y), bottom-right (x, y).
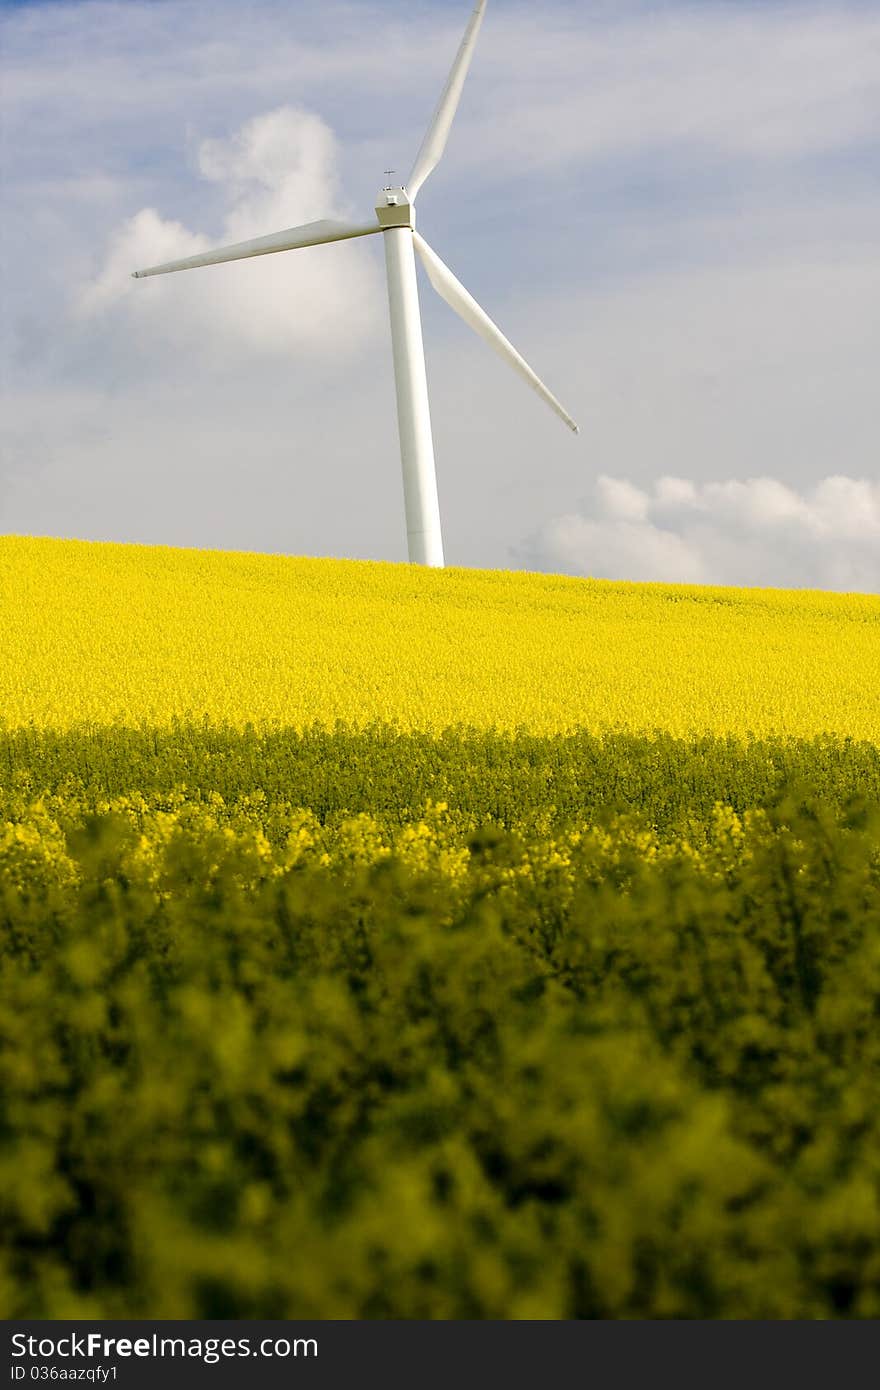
top-left (1, 0), bottom-right (878, 587)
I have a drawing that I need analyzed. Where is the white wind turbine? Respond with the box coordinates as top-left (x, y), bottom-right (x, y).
top-left (132, 0), bottom-right (578, 566)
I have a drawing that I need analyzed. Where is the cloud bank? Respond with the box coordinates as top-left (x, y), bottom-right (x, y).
top-left (518, 475), bottom-right (880, 592)
top-left (77, 107), bottom-right (382, 360)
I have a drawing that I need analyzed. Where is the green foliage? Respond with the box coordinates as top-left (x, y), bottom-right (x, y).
top-left (1, 720), bottom-right (879, 834)
top-left (1, 725), bottom-right (880, 1318)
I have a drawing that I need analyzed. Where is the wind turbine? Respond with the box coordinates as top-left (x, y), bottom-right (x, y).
top-left (132, 0), bottom-right (578, 566)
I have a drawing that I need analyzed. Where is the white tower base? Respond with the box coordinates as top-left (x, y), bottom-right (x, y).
top-left (381, 223), bottom-right (445, 567)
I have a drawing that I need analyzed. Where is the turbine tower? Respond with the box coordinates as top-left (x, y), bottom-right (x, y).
top-left (132, 0), bottom-right (578, 566)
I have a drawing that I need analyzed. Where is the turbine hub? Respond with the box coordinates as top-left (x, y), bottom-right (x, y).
top-left (375, 185), bottom-right (414, 230)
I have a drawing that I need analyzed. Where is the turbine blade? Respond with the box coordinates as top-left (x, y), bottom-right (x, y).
top-left (131, 218), bottom-right (380, 278)
top-left (413, 233), bottom-right (579, 434)
top-left (407, 0), bottom-right (488, 201)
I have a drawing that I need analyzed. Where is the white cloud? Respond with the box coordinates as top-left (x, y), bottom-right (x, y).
top-left (525, 510), bottom-right (708, 585)
top-left (518, 473), bottom-right (880, 592)
top-left (595, 475), bottom-right (650, 523)
top-left (77, 107), bottom-right (382, 360)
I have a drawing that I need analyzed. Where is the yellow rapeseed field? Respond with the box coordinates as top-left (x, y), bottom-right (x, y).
top-left (1, 534), bottom-right (878, 738)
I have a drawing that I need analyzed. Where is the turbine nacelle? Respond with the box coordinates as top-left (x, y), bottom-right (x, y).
top-left (375, 186), bottom-right (414, 230)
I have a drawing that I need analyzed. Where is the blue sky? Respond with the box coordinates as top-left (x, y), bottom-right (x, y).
top-left (1, 0), bottom-right (878, 587)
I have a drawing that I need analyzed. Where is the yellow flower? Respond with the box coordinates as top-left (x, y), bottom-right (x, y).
top-left (2, 535), bottom-right (877, 739)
